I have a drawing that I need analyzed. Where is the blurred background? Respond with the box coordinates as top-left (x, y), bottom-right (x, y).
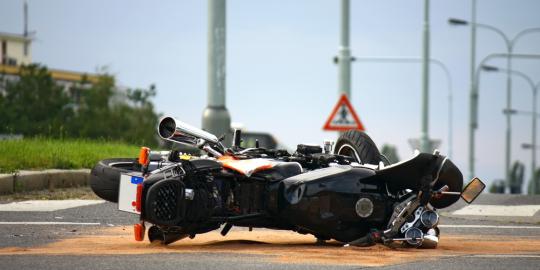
top-left (1, 0), bottom-right (540, 194)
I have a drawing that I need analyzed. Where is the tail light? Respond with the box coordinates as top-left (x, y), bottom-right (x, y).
top-left (135, 183), bottom-right (143, 212)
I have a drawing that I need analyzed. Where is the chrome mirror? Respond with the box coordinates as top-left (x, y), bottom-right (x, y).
top-left (461, 177), bottom-right (485, 204)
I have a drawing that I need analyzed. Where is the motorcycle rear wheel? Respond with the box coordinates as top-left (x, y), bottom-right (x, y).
top-left (90, 158), bottom-right (140, 202)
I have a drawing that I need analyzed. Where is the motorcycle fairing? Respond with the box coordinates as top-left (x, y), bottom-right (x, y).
top-left (376, 153), bottom-right (463, 208)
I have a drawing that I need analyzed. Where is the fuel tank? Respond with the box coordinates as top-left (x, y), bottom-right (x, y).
top-left (278, 165), bottom-right (390, 242)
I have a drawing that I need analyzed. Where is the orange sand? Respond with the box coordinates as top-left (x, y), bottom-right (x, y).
top-left (1, 227), bottom-right (539, 267)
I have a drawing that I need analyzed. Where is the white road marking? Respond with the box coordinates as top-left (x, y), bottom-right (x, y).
top-left (452, 205), bottom-right (540, 217)
top-left (0, 200), bottom-right (105, 212)
top-left (439, 224), bottom-right (540, 229)
top-left (0, 222), bottom-right (100, 225)
top-left (470, 254), bottom-right (540, 258)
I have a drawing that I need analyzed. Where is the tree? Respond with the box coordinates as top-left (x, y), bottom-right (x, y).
top-left (528, 167), bottom-right (540, 195)
top-left (67, 73), bottom-right (159, 146)
top-left (380, 144), bottom-right (400, 164)
top-left (0, 64), bottom-right (72, 137)
top-left (0, 64), bottom-right (160, 146)
top-left (508, 161), bottom-right (524, 194)
top-left (489, 179), bottom-right (505, 194)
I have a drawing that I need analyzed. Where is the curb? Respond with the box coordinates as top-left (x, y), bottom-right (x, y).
top-left (0, 169), bottom-right (91, 194)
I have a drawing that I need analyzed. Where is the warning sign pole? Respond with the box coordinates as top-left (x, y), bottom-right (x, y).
top-left (337, 0), bottom-right (352, 99)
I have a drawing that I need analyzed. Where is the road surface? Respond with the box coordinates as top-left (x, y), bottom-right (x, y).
top-left (0, 194), bottom-right (539, 270)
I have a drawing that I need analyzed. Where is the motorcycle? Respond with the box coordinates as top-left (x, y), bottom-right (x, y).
top-left (90, 116), bottom-right (485, 248)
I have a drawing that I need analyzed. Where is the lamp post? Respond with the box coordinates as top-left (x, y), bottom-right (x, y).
top-left (448, 17), bottom-right (540, 186)
top-left (420, 0), bottom-right (431, 153)
top-left (482, 64), bottom-right (540, 194)
top-left (353, 56), bottom-right (453, 158)
top-left (470, 53), bottom-right (540, 184)
top-left (203, 0), bottom-right (231, 140)
top-left (337, 0), bottom-right (351, 99)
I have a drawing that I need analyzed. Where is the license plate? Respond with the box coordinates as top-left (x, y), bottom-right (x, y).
top-left (118, 173), bottom-right (143, 214)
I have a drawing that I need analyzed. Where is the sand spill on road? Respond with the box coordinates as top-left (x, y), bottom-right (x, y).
top-left (1, 227), bottom-right (539, 266)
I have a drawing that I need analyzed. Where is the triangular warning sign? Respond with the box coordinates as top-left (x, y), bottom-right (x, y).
top-left (323, 94), bottom-right (365, 131)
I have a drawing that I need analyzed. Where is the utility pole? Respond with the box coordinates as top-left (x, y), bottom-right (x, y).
top-left (23, 0), bottom-right (29, 56)
top-left (202, 0), bottom-right (231, 140)
top-left (469, 0), bottom-right (477, 180)
top-left (23, 1), bottom-right (28, 37)
top-left (338, 0), bottom-right (352, 98)
top-left (419, 0), bottom-right (431, 153)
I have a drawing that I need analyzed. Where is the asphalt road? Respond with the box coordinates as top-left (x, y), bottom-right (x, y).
top-left (0, 194), bottom-right (539, 270)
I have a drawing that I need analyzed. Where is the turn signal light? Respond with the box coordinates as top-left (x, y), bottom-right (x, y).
top-left (138, 147), bottom-right (150, 165)
top-left (134, 223), bottom-right (145, 241)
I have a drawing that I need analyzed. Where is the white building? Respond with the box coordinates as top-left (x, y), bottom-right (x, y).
top-left (0, 32), bottom-right (32, 66)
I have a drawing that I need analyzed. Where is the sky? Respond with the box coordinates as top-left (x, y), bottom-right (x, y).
top-left (1, 0), bottom-right (540, 189)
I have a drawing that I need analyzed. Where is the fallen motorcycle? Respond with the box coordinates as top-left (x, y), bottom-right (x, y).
top-left (90, 116), bottom-right (485, 248)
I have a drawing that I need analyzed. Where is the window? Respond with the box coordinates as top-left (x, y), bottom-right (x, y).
top-left (1, 41), bottom-right (6, 64)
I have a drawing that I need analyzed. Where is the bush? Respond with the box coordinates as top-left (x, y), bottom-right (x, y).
top-left (0, 64), bottom-right (159, 146)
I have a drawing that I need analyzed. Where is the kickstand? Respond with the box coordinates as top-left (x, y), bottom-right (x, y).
top-left (220, 223), bottom-right (233, 236)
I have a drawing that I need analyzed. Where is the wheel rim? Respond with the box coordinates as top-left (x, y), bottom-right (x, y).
top-left (108, 161), bottom-right (139, 171)
top-left (337, 144), bottom-right (362, 163)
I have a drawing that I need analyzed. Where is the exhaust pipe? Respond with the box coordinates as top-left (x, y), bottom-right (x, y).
top-left (158, 116), bottom-right (220, 146)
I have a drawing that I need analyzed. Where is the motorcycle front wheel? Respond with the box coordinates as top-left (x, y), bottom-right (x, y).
top-left (334, 130), bottom-right (385, 166)
top-left (90, 158), bottom-right (140, 202)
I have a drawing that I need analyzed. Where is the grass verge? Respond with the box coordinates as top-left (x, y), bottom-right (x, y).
top-left (0, 138), bottom-right (139, 173)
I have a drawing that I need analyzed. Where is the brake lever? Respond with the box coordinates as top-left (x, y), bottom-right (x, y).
top-left (433, 185), bottom-right (461, 199)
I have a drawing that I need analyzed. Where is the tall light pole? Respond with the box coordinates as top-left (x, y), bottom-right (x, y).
top-left (472, 53), bottom-right (540, 193)
top-left (483, 65), bottom-right (540, 194)
top-left (337, 0), bottom-right (352, 99)
top-left (354, 56), bottom-right (453, 158)
top-left (203, 0), bottom-right (231, 140)
top-left (470, 0), bottom-right (477, 181)
top-left (448, 17), bottom-right (540, 186)
top-left (419, 0), bottom-right (431, 153)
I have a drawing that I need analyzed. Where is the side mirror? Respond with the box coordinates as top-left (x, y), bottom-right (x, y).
top-left (461, 177), bottom-right (485, 204)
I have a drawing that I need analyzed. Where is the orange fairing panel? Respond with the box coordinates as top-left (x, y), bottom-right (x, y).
top-left (219, 157), bottom-right (275, 177)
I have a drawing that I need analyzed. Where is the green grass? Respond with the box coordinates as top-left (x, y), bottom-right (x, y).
top-left (0, 138), bottom-right (140, 173)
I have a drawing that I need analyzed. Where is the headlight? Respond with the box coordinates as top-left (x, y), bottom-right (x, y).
top-left (420, 210), bottom-right (439, 228)
top-left (404, 227), bottom-right (424, 246)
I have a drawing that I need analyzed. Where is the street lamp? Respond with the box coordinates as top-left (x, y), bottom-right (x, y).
top-left (469, 53), bottom-right (540, 186)
top-left (482, 64), bottom-right (540, 194)
top-left (503, 108), bottom-right (540, 117)
top-left (469, 53), bottom-right (540, 184)
top-left (448, 16), bottom-right (540, 186)
top-left (353, 56), bottom-right (453, 158)
top-left (522, 143), bottom-right (540, 150)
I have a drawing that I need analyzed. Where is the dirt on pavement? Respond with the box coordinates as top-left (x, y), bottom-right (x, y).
top-left (1, 227), bottom-right (539, 267)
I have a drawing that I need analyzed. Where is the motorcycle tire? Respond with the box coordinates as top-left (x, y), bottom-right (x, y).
top-left (90, 158), bottom-right (140, 203)
top-left (334, 130), bottom-right (382, 165)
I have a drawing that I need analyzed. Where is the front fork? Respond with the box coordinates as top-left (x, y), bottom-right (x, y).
top-left (346, 195), bottom-right (440, 248)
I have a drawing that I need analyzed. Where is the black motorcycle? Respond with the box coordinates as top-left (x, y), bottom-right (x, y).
top-left (90, 116), bottom-right (485, 248)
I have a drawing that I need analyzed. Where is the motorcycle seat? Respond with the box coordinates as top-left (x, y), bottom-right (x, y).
top-left (219, 157), bottom-right (303, 180)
